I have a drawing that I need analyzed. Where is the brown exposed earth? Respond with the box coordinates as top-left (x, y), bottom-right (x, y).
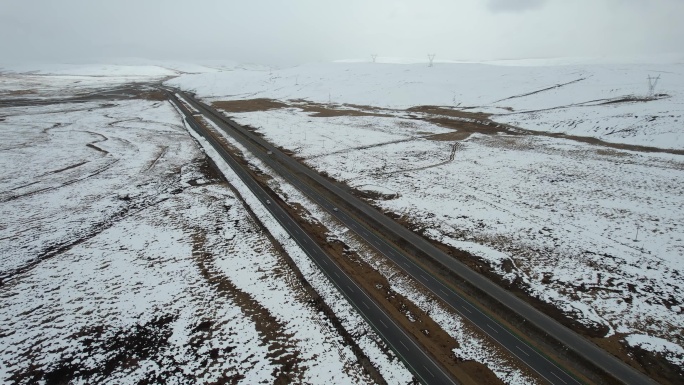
top-left (213, 99), bottom-right (289, 113)
top-left (213, 98), bottom-right (684, 156)
top-left (6, 89), bottom-right (37, 96)
top-left (409, 104), bottom-right (684, 155)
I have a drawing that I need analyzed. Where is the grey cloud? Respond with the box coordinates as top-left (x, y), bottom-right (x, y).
top-left (0, 0), bottom-right (682, 66)
top-left (486, 0), bottom-right (547, 13)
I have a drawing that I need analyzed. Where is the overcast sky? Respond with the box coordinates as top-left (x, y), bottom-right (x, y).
top-left (1, 0), bottom-right (682, 65)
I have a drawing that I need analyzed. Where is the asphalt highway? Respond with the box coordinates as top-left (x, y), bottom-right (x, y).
top-left (172, 90), bottom-right (657, 385)
top-left (169, 94), bottom-right (458, 385)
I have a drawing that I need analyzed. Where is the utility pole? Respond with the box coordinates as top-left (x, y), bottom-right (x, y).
top-left (647, 75), bottom-right (660, 99)
top-left (634, 224), bottom-right (640, 242)
top-left (428, 54), bottom-right (436, 67)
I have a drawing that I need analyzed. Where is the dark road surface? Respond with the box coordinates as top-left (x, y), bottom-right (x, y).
top-left (169, 90), bottom-right (657, 385)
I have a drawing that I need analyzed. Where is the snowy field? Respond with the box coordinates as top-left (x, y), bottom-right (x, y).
top-left (0, 65), bottom-right (175, 101)
top-left (168, 57), bottom-right (684, 150)
top-left (0, 60), bottom-right (269, 101)
top-left (215, 107), bottom-right (684, 369)
top-left (3, 57), bottom-right (682, 381)
top-left (0, 72), bottom-right (412, 384)
top-left (166, 58), bottom-right (684, 371)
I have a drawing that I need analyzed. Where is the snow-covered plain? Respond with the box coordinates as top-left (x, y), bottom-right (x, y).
top-left (168, 59), bottom-right (684, 150)
top-left (167, 58), bottom-right (684, 370)
top-left (0, 73), bottom-right (411, 384)
top-left (0, 64), bottom-right (176, 101)
top-left (225, 108), bottom-right (684, 369)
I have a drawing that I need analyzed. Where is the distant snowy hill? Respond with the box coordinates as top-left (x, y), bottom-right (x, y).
top-left (0, 63), bottom-right (178, 77)
top-left (0, 59), bottom-right (270, 76)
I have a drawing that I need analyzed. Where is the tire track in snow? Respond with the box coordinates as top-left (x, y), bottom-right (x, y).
top-left (369, 142), bottom-right (460, 178)
top-left (0, 159), bottom-right (119, 203)
top-left (190, 231), bottom-right (306, 383)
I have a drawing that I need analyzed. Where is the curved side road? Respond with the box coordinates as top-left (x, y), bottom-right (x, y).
top-left (175, 90), bottom-right (657, 385)
top-left (169, 95), bottom-right (458, 385)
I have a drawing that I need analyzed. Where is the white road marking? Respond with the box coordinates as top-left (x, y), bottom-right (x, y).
top-left (400, 341), bottom-right (409, 351)
top-left (362, 301), bottom-right (370, 309)
top-left (486, 324), bottom-right (499, 333)
top-left (516, 345), bottom-right (530, 356)
top-left (379, 319), bottom-right (388, 328)
top-left (551, 372), bottom-right (568, 384)
top-left (462, 305), bottom-right (472, 313)
top-left (423, 365), bottom-right (435, 378)
top-left (439, 289), bottom-right (448, 295)
top-left (347, 285), bottom-right (354, 292)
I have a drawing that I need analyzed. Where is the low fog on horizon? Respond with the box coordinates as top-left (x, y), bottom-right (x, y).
top-left (1, 0), bottom-right (683, 67)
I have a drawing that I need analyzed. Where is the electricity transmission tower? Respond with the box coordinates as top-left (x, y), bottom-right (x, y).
top-left (427, 54), bottom-right (436, 67)
top-left (647, 75), bottom-right (660, 99)
top-left (371, 54), bottom-right (378, 63)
